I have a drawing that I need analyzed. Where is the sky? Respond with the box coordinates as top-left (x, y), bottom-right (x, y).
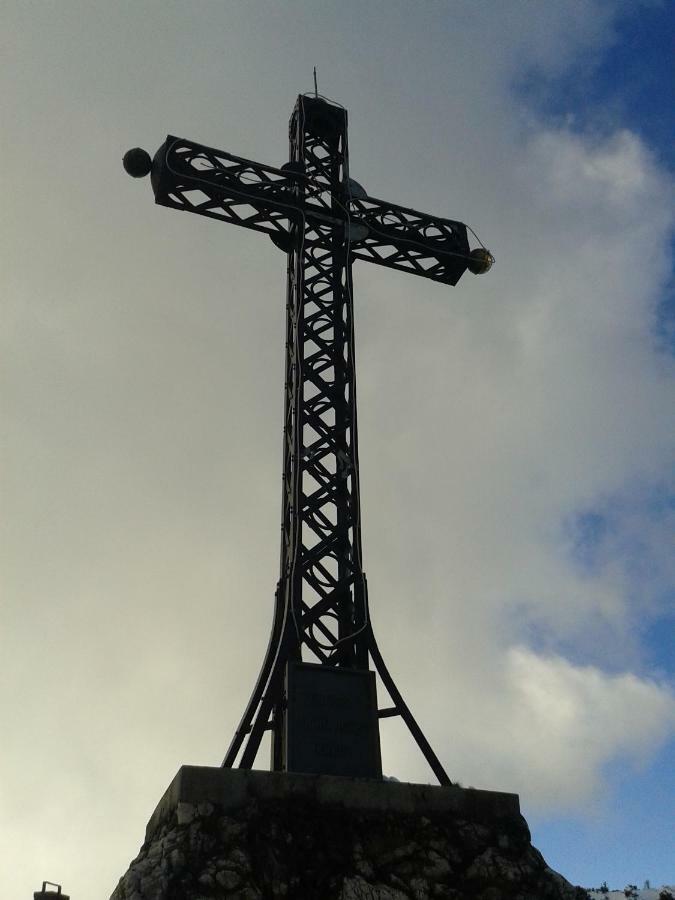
top-left (2, 0), bottom-right (674, 896)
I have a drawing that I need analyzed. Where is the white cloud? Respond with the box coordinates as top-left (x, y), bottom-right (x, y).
top-left (496, 648), bottom-right (674, 809)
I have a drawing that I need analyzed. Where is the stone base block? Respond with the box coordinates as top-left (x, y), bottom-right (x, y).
top-left (111, 766), bottom-right (587, 900)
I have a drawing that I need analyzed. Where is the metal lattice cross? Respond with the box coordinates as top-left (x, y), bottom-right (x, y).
top-left (124, 95), bottom-right (491, 784)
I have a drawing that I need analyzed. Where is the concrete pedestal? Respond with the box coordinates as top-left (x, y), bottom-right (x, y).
top-left (111, 767), bottom-right (586, 900)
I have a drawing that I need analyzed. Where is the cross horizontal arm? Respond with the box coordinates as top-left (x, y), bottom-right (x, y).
top-left (148, 135), bottom-right (476, 285)
top-left (150, 135), bottom-right (300, 242)
top-left (347, 195), bottom-right (470, 286)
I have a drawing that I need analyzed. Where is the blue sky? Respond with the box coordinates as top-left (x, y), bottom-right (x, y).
top-left (2, 1), bottom-right (674, 896)
top-left (519, 3), bottom-right (675, 168)
top-left (520, 1), bottom-right (675, 366)
top-left (531, 741), bottom-right (675, 890)
top-left (521, 5), bottom-right (675, 886)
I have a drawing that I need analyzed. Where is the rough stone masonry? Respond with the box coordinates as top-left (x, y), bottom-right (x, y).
top-left (110, 767), bottom-right (588, 900)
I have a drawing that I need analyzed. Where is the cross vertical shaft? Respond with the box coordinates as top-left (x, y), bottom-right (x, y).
top-left (239, 97), bottom-right (376, 774)
top-left (282, 97), bottom-right (367, 671)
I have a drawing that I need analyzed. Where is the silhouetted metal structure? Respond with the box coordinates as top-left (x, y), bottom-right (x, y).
top-left (124, 95), bottom-right (491, 785)
top-left (34, 882), bottom-right (69, 900)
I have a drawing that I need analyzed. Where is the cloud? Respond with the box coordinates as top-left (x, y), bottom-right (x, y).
top-left (476, 648), bottom-right (674, 810)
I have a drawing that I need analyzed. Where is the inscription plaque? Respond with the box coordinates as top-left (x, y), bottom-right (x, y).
top-left (285, 662), bottom-right (382, 778)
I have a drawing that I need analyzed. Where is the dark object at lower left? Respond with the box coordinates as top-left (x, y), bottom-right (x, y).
top-left (34, 883), bottom-right (69, 900)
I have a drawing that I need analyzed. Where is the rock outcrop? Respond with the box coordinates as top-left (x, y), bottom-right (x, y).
top-left (111, 767), bottom-right (587, 900)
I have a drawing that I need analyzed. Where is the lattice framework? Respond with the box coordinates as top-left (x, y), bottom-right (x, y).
top-left (127, 94), bottom-right (492, 785)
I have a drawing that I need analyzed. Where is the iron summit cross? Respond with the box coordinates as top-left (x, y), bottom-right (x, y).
top-left (124, 94), bottom-right (492, 786)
